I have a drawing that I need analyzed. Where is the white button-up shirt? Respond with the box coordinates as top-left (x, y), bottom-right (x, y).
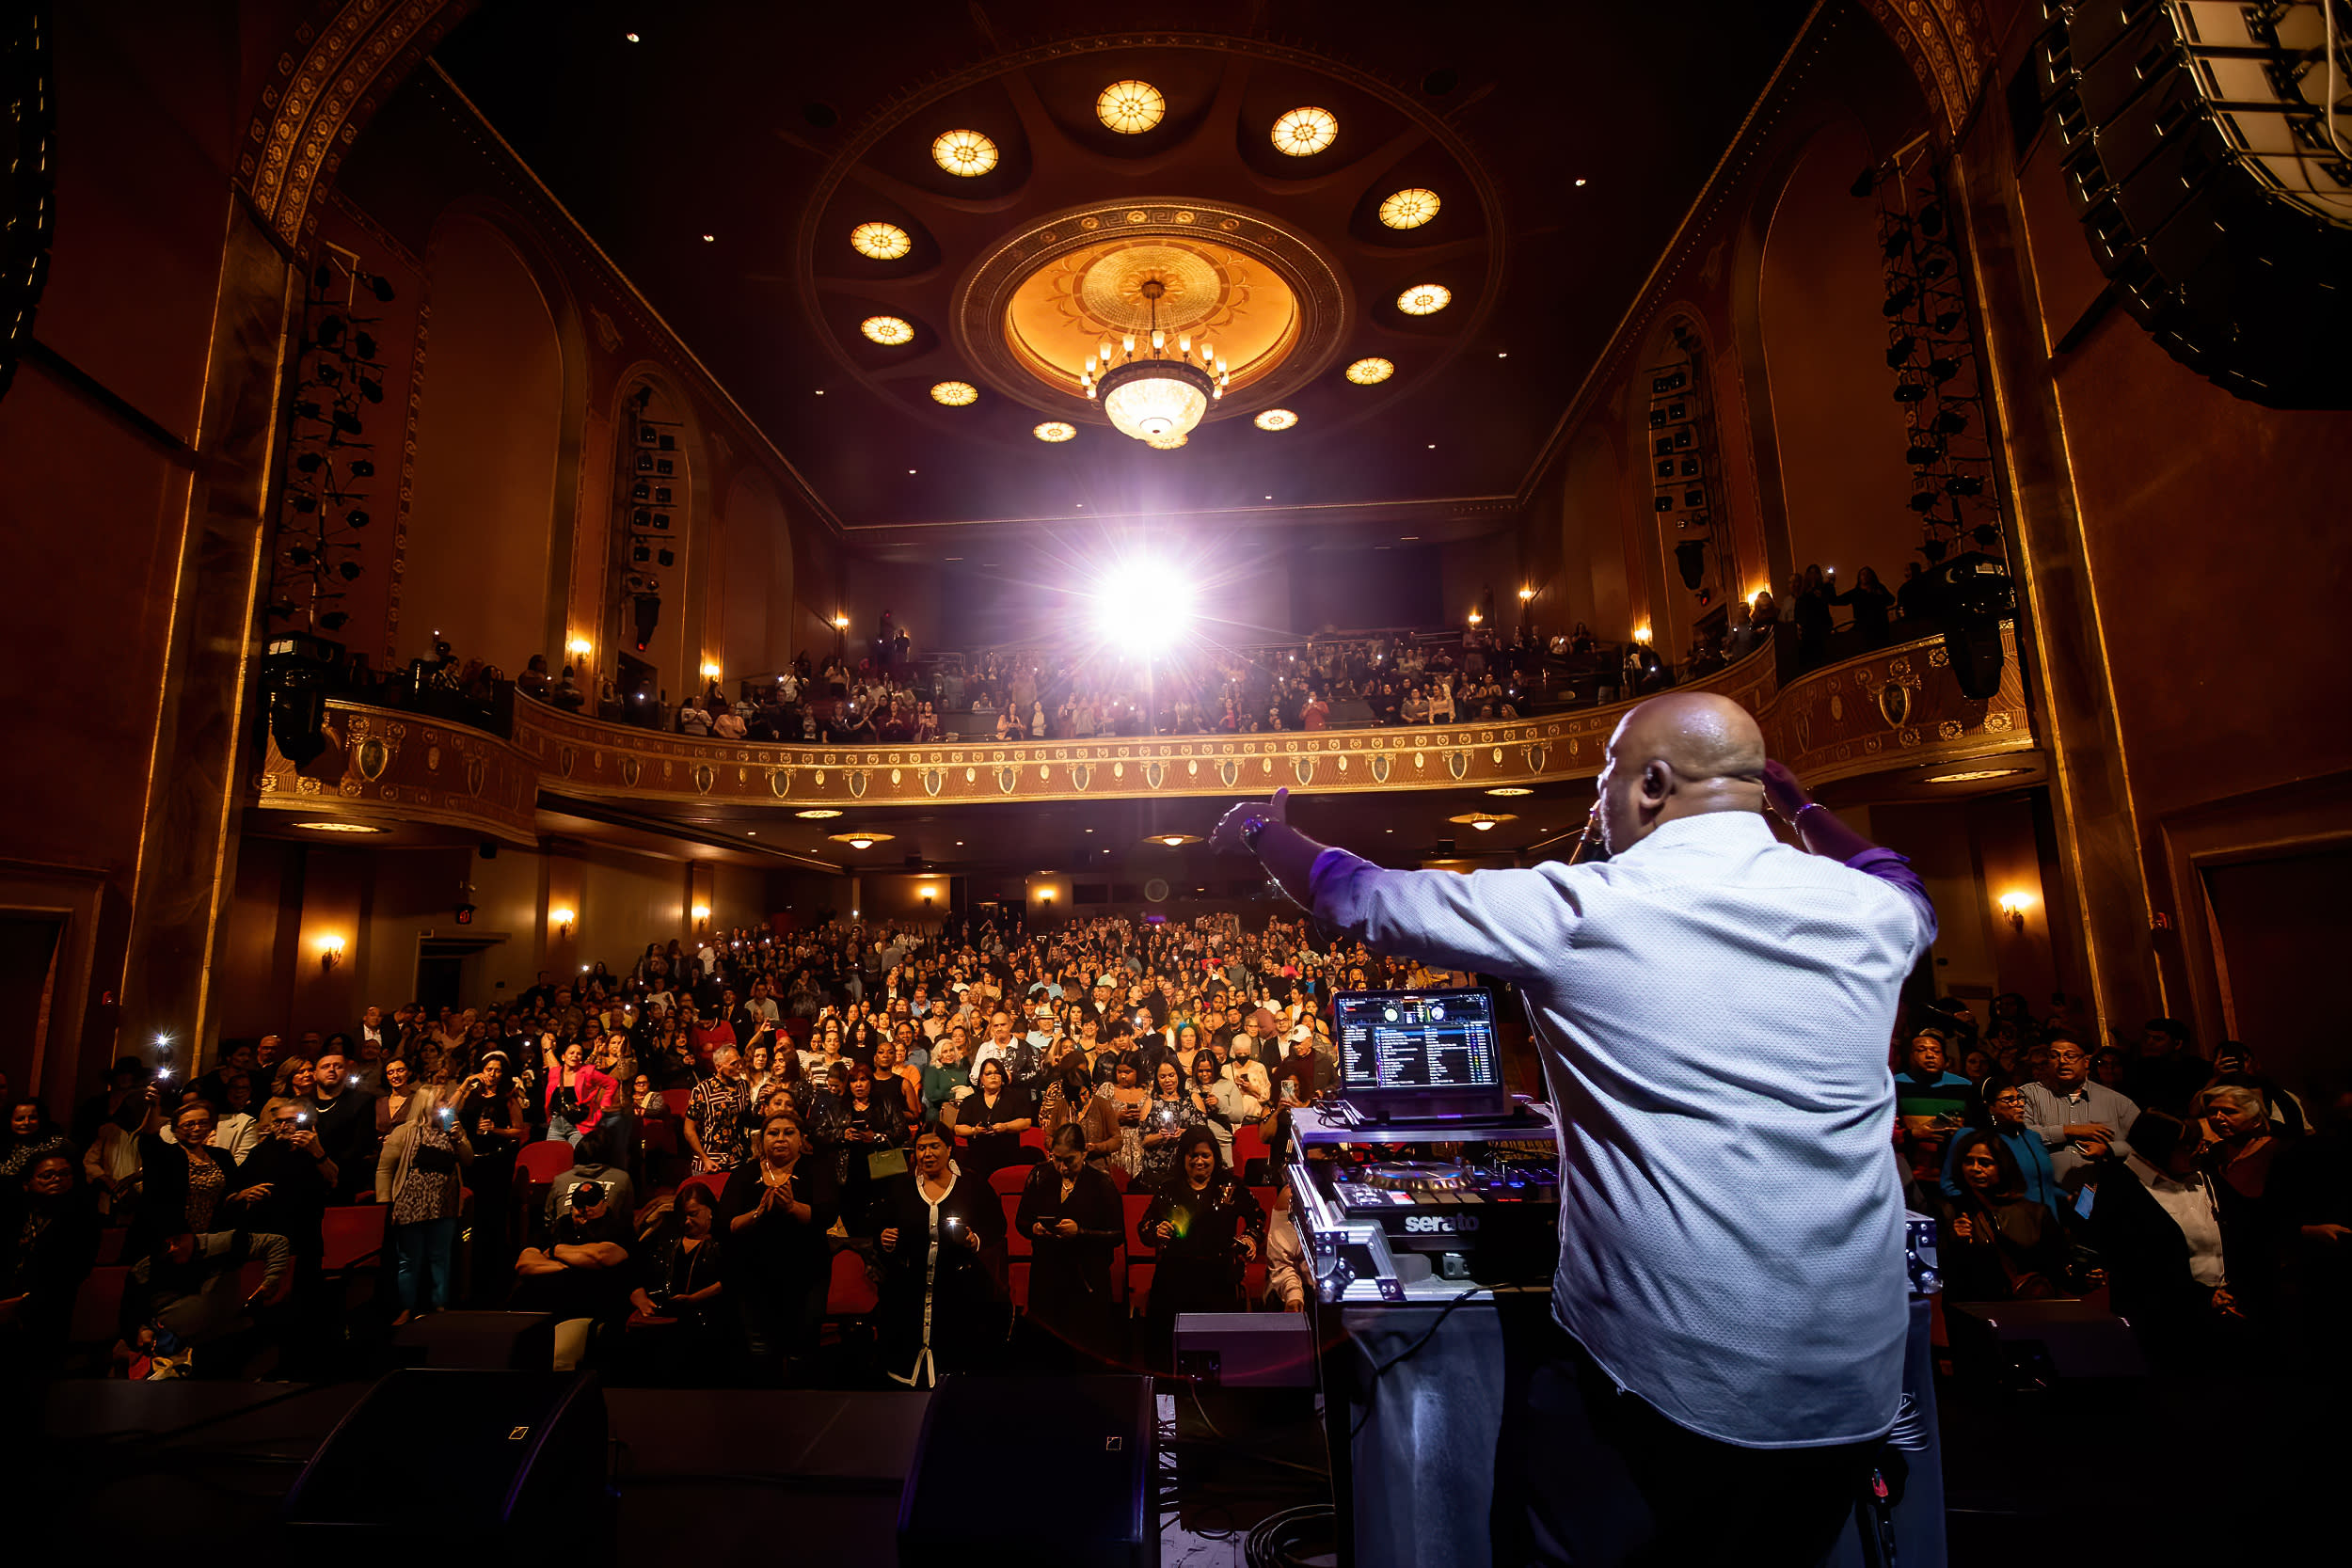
top-left (1311, 810), bottom-right (1935, 1449)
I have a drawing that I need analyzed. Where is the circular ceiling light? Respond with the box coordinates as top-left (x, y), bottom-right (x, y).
top-left (1345, 356), bottom-right (1395, 386)
top-left (1096, 80), bottom-right (1166, 134)
top-left (850, 221), bottom-right (912, 260)
top-left (292, 820), bottom-right (386, 833)
top-left (794, 808), bottom-right (843, 819)
top-left (1145, 432), bottom-right (1189, 450)
top-left (1271, 106), bottom-right (1338, 156)
top-left (930, 380), bottom-right (978, 406)
top-left (1379, 188), bottom-right (1442, 229)
top-left (1033, 421), bottom-right (1076, 442)
top-left (1148, 832), bottom-right (1203, 847)
top-left (1922, 768), bottom-right (2030, 784)
top-left (930, 129), bottom-right (999, 177)
top-left (1253, 408), bottom-right (1298, 432)
top-left (1448, 812), bottom-right (1518, 832)
top-left (1397, 282), bottom-right (1454, 316)
top-left (860, 315), bottom-right (914, 345)
top-left (1486, 786), bottom-right (1534, 798)
top-left (828, 831), bottom-right (896, 849)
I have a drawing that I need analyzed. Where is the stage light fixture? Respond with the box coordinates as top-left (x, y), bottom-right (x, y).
top-left (1945, 475), bottom-right (1984, 498)
top-left (1892, 382), bottom-right (1926, 404)
top-left (295, 451), bottom-right (323, 474)
top-left (1932, 309), bottom-right (1963, 334)
top-left (1932, 407), bottom-right (1969, 435)
top-left (369, 275), bottom-right (396, 304)
top-left (1094, 562), bottom-right (1194, 649)
top-left (316, 316), bottom-right (346, 349)
top-left (1882, 285), bottom-right (1916, 316)
top-left (353, 331), bottom-right (378, 360)
top-left (347, 459), bottom-right (374, 478)
top-left (1884, 334), bottom-right (1916, 367)
top-left (344, 508), bottom-right (368, 529)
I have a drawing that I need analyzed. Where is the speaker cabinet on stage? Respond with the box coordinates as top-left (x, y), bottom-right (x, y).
top-left (390, 1309), bottom-right (555, 1369)
top-left (898, 1374), bottom-right (1156, 1568)
top-left (283, 1369), bottom-right (609, 1565)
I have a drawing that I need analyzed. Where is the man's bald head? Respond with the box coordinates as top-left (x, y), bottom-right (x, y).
top-left (1597, 692), bottom-right (1769, 853)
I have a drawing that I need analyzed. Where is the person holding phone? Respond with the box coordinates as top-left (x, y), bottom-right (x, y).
top-left (718, 1110), bottom-right (839, 1385)
top-left (1017, 1125), bottom-right (1123, 1368)
top-left (945, 1059), bottom-right (1032, 1183)
top-left (871, 1126), bottom-right (1004, 1387)
top-left (374, 1084), bottom-right (474, 1325)
top-left (1136, 1126), bottom-right (1264, 1370)
top-left (1136, 1059), bottom-right (1203, 1190)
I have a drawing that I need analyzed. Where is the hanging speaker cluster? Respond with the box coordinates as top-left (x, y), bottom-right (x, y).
top-left (2036, 0), bottom-right (2352, 407)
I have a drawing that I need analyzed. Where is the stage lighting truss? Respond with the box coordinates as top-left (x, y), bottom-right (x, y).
top-left (269, 240), bottom-right (399, 637)
top-left (1867, 152), bottom-right (2003, 569)
top-left (1643, 330), bottom-right (1725, 609)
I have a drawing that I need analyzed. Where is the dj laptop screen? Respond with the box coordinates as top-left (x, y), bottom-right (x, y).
top-left (1333, 990), bottom-right (1502, 1092)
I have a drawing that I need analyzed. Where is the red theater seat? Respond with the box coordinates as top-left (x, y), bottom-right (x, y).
top-left (321, 1205), bottom-right (388, 1272)
top-left (516, 1139), bottom-right (575, 1185)
top-left (827, 1248), bottom-right (879, 1316)
top-left (69, 1266), bottom-right (129, 1344)
top-left (989, 1165), bottom-right (1029, 1196)
top-left (1002, 1193), bottom-right (1030, 1257)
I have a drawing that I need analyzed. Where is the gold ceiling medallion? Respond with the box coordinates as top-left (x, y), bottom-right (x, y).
top-left (958, 198), bottom-right (1348, 426)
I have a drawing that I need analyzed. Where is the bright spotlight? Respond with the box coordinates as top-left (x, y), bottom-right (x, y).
top-left (1095, 562), bottom-right (1192, 648)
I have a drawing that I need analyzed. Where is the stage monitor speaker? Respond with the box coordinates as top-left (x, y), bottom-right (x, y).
top-left (898, 1373), bottom-right (1155, 1568)
top-left (391, 1309), bottom-right (556, 1370)
top-left (2041, 0), bottom-right (2352, 407)
top-left (283, 1369), bottom-right (609, 1565)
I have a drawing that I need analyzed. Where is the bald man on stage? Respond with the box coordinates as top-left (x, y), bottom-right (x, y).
top-left (1212, 691), bottom-right (1937, 1565)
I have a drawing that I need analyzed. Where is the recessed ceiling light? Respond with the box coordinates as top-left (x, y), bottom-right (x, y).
top-left (701, 233), bottom-right (716, 243)
top-left (1426, 443), bottom-right (1437, 449)
top-left (292, 820), bottom-right (385, 833)
top-left (850, 221), bottom-right (912, 260)
top-left (930, 381), bottom-right (977, 406)
top-left (625, 32), bottom-right (641, 43)
top-left (746, 831), bottom-right (756, 836)
top-left (1922, 768), bottom-right (2029, 784)
top-left (815, 389), bottom-right (825, 395)
top-left (1397, 282), bottom-right (1453, 315)
top-left (1378, 188), bottom-right (1440, 229)
top-left (861, 315), bottom-right (914, 345)
top-left (1034, 421), bottom-right (1076, 442)
top-left (1400, 535), bottom-right (1420, 540)
top-left (907, 468), bottom-right (917, 474)
top-left (1574, 177), bottom-right (1588, 187)
top-left (1497, 352), bottom-right (1509, 358)
top-left (1271, 105), bottom-right (1338, 156)
top-left (931, 129), bottom-right (999, 176)
top-left (1263, 495), bottom-right (1273, 499)
top-left (1345, 356), bottom-right (1395, 385)
top-left (1254, 408), bottom-right (1298, 432)
top-left (1096, 80), bottom-right (1166, 134)
top-left (795, 808), bottom-right (843, 819)
top-left (955, 840), bottom-right (964, 847)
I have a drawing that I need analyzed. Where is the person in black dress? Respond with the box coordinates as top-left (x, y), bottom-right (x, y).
top-left (946, 1059), bottom-right (1034, 1183)
top-left (871, 1126), bottom-right (1005, 1386)
top-left (453, 1053), bottom-right (530, 1297)
top-left (1136, 1125), bottom-right (1264, 1370)
top-left (1829, 566), bottom-right (1896, 648)
top-left (1015, 1125), bottom-right (1123, 1369)
top-left (0, 1151), bottom-right (101, 1389)
top-left (629, 1182), bottom-right (729, 1383)
top-left (718, 1108), bottom-right (840, 1385)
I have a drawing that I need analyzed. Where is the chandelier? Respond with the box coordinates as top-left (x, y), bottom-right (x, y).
top-left (1082, 277), bottom-right (1227, 448)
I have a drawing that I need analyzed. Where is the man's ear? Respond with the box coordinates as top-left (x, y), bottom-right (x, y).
top-left (1642, 760), bottom-right (1672, 805)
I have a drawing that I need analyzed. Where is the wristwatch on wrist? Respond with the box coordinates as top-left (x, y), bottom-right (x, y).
top-left (1241, 815), bottom-right (1271, 851)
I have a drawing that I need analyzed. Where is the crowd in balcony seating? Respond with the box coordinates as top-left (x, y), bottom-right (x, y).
top-left (0, 908), bottom-right (1476, 1389)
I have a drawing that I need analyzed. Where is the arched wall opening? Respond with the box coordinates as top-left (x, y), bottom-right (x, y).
top-left (1756, 115), bottom-right (1921, 595)
top-left (401, 214), bottom-right (564, 673)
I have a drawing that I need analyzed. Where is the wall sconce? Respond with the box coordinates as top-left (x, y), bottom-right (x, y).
top-left (1037, 889), bottom-right (1054, 903)
top-left (699, 660), bottom-right (722, 681)
top-left (550, 906), bottom-right (575, 939)
top-left (921, 888), bottom-right (937, 907)
top-left (1996, 890), bottom-right (2035, 932)
top-left (1517, 586), bottom-right (1534, 602)
top-left (1467, 610), bottom-right (1484, 626)
top-left (566, 637), bottom-right (592, 659)
top-left (691, 903), bottom-right (711, 925)
top-left (833, 613), bottom-right (850, 630)
top-left (317, 933), bottom-right (346, 973)
top-left (1633, 623), bottom-right (1654, 645)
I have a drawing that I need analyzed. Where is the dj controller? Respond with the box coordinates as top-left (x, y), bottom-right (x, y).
top-left (1288, 1104), bottom-right (1565, 1302)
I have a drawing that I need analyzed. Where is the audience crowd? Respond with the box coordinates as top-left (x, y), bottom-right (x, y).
top-left (0, 908), bottom-right (1464, 1389)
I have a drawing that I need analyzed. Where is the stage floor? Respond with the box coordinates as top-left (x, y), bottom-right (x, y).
top-left (23, 1380), bottom-right (1334, 1567)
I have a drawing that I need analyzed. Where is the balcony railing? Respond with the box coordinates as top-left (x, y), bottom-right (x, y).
top-left (247, 624), bottom-right (2031, 833)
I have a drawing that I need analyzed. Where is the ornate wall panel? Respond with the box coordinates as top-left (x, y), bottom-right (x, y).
top-left (252, 703), bottom-right (539, 842)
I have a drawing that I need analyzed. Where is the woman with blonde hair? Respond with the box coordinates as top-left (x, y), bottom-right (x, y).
top-left (375, 1084), bottom-right (475, 1325)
